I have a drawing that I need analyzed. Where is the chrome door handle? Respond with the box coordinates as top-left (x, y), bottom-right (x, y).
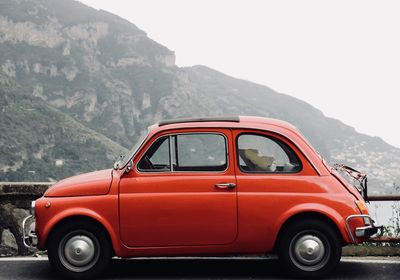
top-left (215, 183), bottom-right (236, 189)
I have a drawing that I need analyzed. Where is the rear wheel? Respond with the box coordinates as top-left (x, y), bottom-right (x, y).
top-left (48, 220), bottom-right (112, 279)
top-left (277, 219), bottom-right (341, 278)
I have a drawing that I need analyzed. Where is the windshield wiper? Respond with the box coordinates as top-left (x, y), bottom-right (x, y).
top-left (333, 164), bottom-right (369, 202)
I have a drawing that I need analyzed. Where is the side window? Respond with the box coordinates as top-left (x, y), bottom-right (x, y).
top-left (237, 134), bottom-right (301, 173)
top-left (137, 133), bottom-right (228, 172)
top-left (174, 134), bottom-right (227, 172)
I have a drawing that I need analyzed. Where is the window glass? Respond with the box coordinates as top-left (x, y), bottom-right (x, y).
top-left (237, 134), bottom-right (301, 173)
top-left (138, 133), bottom-right (227, 172)
top-left (175, 134), bottom-right (227, 171)
top-left (138, 136), bottom-right (171, 172)
top-left (119, 129), bottom-right (148, 168)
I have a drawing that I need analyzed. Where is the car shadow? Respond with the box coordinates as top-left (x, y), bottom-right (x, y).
top-left (104, 258), bottom-right (288, 279)
top-left (102, 258), bottom-right (377, 279)
top-left (1, 258), bottom-right (394, 280)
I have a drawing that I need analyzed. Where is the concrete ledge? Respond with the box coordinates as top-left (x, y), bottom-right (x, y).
top-left (0, 182), bottom-right (52, 196)
top-left (343, 245), bottom-right (400, 256)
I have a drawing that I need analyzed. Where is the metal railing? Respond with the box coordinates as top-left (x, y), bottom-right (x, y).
top-left (368, 195), bottom-right (400, 201)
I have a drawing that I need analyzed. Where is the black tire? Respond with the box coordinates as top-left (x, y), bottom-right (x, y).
top-left (277, 219), bottom-right (342, 279)
top-left (47, 220), bottom-right (112, 279)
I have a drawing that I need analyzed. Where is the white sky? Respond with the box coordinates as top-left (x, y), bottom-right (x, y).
top-left (80, 0), bottom-right (400, 148)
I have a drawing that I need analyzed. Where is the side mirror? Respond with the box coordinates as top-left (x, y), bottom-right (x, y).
top-left (125, 159), bottom-right (133, 173)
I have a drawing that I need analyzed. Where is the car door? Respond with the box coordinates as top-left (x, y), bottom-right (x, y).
top-left (119, 129), bottom-right (238, 247)
top-left (233, 129), bottom-right (318, 249)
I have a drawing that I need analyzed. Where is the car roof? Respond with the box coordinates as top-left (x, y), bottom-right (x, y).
top-left (155, 116), bottom-right (298, 132)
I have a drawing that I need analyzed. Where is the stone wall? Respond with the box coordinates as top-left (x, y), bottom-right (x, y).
top-left (0, 182), bottom-right (51, 256)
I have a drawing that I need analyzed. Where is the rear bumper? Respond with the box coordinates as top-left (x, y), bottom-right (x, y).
top-left (345, 214), bottom-right (383, 243)
top-left (22, 215), bottom-right (37, 248)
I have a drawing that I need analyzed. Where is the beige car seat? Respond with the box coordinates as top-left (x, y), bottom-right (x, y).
top-left (244, 149), bottom-right (275, 170)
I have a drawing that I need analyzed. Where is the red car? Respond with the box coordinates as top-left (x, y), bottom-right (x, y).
top-left (23, 116), bottom-right (379, 279)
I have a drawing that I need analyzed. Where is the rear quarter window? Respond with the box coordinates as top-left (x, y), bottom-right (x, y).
top-left (237, 133), bottom-right (302, 173)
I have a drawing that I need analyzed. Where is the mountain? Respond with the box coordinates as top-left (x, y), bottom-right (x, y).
top-left (0, 71), bottom-right (127, 181)
top-left (0, 0), bottom-right (399, 193)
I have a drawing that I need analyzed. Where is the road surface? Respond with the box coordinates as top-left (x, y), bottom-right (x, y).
top-left (0, 256), bottom-right (399, 279)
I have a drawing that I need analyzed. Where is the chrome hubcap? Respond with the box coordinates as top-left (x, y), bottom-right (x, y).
top-left (289, 231), bottom-right (330, 272)
top-left (64, 236), bottom-right (95, 267)
top-left (58, 231), bottom-right (100, 273)
top-left (294, 235), bottom-right (325, 265)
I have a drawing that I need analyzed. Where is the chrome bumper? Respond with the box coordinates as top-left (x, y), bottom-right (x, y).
top-left (345, 214), bottom-right (382, 243)
top-left (22, 215), bottom-right (37, 248)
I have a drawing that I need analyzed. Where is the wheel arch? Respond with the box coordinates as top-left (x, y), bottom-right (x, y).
top-left (273, 210), bottom-right (348, 251)
top-left (43, 213), bottom-right (119, 256)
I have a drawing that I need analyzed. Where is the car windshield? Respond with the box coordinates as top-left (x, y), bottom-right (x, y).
top-left (117, 130), bottom-right (149, 169)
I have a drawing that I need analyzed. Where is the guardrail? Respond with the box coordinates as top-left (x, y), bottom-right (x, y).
top-left (368, 195), bottom-right (400, 201)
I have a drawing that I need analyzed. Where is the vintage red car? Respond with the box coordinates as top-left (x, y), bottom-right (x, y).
top-left (23, 116), bottom-right (379, 279)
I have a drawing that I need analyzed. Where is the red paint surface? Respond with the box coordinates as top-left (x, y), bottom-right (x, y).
top-left (35, 117), bottom-right (370, 256)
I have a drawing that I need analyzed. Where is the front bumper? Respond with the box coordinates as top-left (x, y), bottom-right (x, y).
top-left (22, 215), bottom-right (37, 248)
top-left (345, 214), bottom-right (383, 243)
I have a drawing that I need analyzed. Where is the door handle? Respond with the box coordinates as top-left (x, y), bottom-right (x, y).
top-left (215, 183), bottom-right (236, 189)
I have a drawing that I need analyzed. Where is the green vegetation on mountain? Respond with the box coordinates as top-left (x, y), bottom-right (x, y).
top-left (0, 71), bottom-right (126, 181)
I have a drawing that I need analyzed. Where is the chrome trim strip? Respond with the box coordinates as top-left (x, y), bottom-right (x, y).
top-left (169, 135), bottom-right (173, 172)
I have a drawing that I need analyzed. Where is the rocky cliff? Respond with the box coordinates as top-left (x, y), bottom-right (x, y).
top-left (0, 0), bottom-right (399, 193)
top-left (0, 182), bottom-right (50, 256)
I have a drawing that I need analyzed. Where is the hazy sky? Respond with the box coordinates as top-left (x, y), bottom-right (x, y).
top-left (80, 0), bottom-right (400, 148)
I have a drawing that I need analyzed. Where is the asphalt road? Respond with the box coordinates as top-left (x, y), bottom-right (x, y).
top-left (0, 257), bottom-right (399, 279)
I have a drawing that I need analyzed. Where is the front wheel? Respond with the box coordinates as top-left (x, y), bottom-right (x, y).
top-left (47, 220), bottom-right (112, 279)
top-left (277, 219), bottom-right (342, 278)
